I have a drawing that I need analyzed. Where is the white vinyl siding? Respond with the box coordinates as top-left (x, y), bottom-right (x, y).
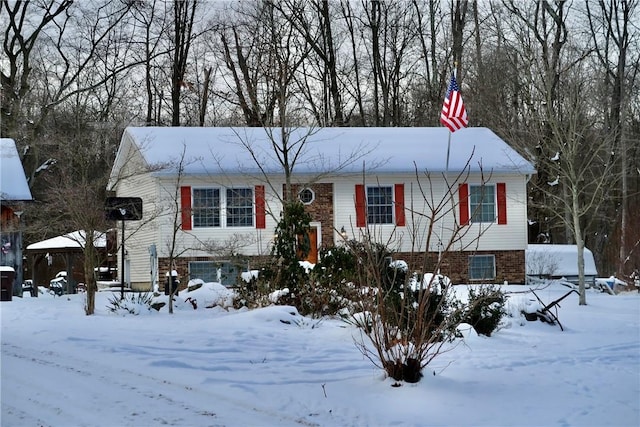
top-left (334, 174), bottom-right (528, 253)
top-left (112, 152), bottom-right (162, 289)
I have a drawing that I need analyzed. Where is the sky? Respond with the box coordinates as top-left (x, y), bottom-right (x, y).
top-left (1, 281), bottom-right (638, 427)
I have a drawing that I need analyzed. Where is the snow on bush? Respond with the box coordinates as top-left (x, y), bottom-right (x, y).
top-left (241, 270), bottom-right (260, 283)
top-left (269, 288), bottom-right (290, 303)
top-left (389, 260), bottom-right (408, 272)
top-left (182, 279), bottom-right (237, 309)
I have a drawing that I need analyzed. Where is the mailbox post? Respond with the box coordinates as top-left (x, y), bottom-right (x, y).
top-left (105, 197), bottom-right (142, 299)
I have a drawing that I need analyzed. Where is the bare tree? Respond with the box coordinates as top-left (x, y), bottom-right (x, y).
top-left (1, 0), bottom-right (139, 190)
top-left (170, 0), bottom-right (199, 126)
top-left (214, 2), bottom-right (281, 126)
top-left (157, 146), bottom-right (193, 314)
top-left (130, 0), bottom-right (170, 126)
top-left (450, 0), bottom-right (469, 70)
top-left (0, 0), bottom-right (73, 137)
top-left (274, 0), bottom-right (345, 126)
top-left (530, 71), bottom-right (618, 305)
top-left (361, 1), bottom-right (417, 126)
top-left (586, 0), bottom-right (639, 277)
top-left (340, 0), bottom-right (367, 124)
top-left (33, 114), bottom-right (121, 314)
top-left (408, 0), bottom-right (448, 126)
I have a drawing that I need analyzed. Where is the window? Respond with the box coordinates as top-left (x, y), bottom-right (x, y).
top-left (192, 187), bottom-right (253, 228)
top-left (469, 255), bottom-right (496, 280)
top-left (469, 184), bottom-right (495, 223)
top-left (298, 188), bottom-right (315, 205)
top-left (193, 188), bottom-right (220, 227)
top-left (226, 188), bottom-right (254, 227)
top-left (189, 261), bottom-right (217, 283)
top-left (367, 186), bottom-right (393, 224)
top-left (189, 261), bottom-right (238, 287)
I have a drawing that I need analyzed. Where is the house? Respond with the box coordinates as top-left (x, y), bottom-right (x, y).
top-left (1, 138), bottom-right (33, 296)
top-left (526, 244), bottom-right (598, 285)
top-left (108, 127), bottom-right (536, 290)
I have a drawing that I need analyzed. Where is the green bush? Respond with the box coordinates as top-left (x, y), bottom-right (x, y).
top-left (315, 245), bottom-right (357, 286)
top-left (462, 285), bottom-right (507, 336)
top-left (107, 292), bottom-right (154, 315)
top-left (269, 200), bottom-right (312, 301)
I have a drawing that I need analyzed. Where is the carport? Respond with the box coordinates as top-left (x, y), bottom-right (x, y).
top-left (25, 230), bottom-right (112, 293)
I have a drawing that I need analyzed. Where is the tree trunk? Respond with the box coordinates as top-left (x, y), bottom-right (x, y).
top-left (84, 230), bottom-right (98, 315)
top-left (199, 67), bottom-right (212, 127)
top-left (340, 1), bottom-right (366, 124)
top-left (451, 0), bottom-right (468, 68)
top-left (573, 187), bottom-right (587, 305)
top-left (170, 0), bottom-right (198, 127)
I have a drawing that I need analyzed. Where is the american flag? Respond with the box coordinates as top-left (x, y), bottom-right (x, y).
top-left (440, 73), bottom-right (468, 132)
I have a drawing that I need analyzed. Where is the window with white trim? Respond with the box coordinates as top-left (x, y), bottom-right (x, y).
top-left (226, 188), bottom-right (254, 227)
top-left (192, 187), bottom-right (253, 228)
top-left (367, 186), bottom-right (393, 224)
top-left (469, 184), bottom-right (496, 223)
top-left (469, 255), bottom-right (496, 280)
top-left (298, 188), bottom-right (315, 205)
top-left (193, 188), bottom-right (220, 227)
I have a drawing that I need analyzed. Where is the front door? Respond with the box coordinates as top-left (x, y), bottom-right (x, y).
top-left (297, 227), bottom-right (318, 264)
top-left (306, 227), bottom-right (318, 264)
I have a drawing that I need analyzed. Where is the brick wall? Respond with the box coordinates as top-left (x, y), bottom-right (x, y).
top-left (395, 250), bottom-right (525, 284)
top-left (290, 183), bottom-right (335, 248)
top-left (152, 250), bottom-right (524, 289)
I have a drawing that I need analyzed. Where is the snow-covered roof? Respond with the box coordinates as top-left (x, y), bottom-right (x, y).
top-left (1, 138), bottom-right (33, 201)
top-left (113, 127), bottom-right (536, 179)
top-left (26, 230), bottom-right (106, 251)
top-left (526, 244), bottom-right (598, 277)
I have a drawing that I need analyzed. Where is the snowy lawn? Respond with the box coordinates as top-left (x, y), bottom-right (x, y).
top-left (1, 282), bottom-right (638, 427)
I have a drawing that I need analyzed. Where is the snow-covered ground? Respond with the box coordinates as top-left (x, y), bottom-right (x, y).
top-left (1, 282), bottom-right (638, 426)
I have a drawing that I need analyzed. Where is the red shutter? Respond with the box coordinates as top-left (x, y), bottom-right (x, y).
top-left (459, 183), bottom-right (469, 225)
top-left (394, 183), bottom-right (405, 226)
top-left (355, 184), bottom-right (366, 227)
top-left (497, 182), bottom-right (507, 225)
top-left (255, 185), bottom-right (266, 229)
top-left (180, 186), bottom-right (192, 230)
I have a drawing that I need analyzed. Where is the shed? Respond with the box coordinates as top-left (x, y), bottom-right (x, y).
top-left (526, 244), bottom-right (598, 285)
top-left (25, 230), bottom-right (112, 292)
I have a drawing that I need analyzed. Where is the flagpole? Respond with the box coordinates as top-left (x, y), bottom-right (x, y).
top-left (438, 129), bottom-right (452, 267)
top-left (446, 63), bottom-right (457, 174)
top-left (438, 63), bottom-right (457, 267)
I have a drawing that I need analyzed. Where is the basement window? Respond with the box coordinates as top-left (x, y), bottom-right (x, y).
top-left (469, 255), bottom-right (496, 281)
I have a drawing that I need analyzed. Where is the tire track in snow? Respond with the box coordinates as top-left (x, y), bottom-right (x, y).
top-left (1, 342), bottom-right (320, 427)
top-left (473, 340), bottom-right (640, 370)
